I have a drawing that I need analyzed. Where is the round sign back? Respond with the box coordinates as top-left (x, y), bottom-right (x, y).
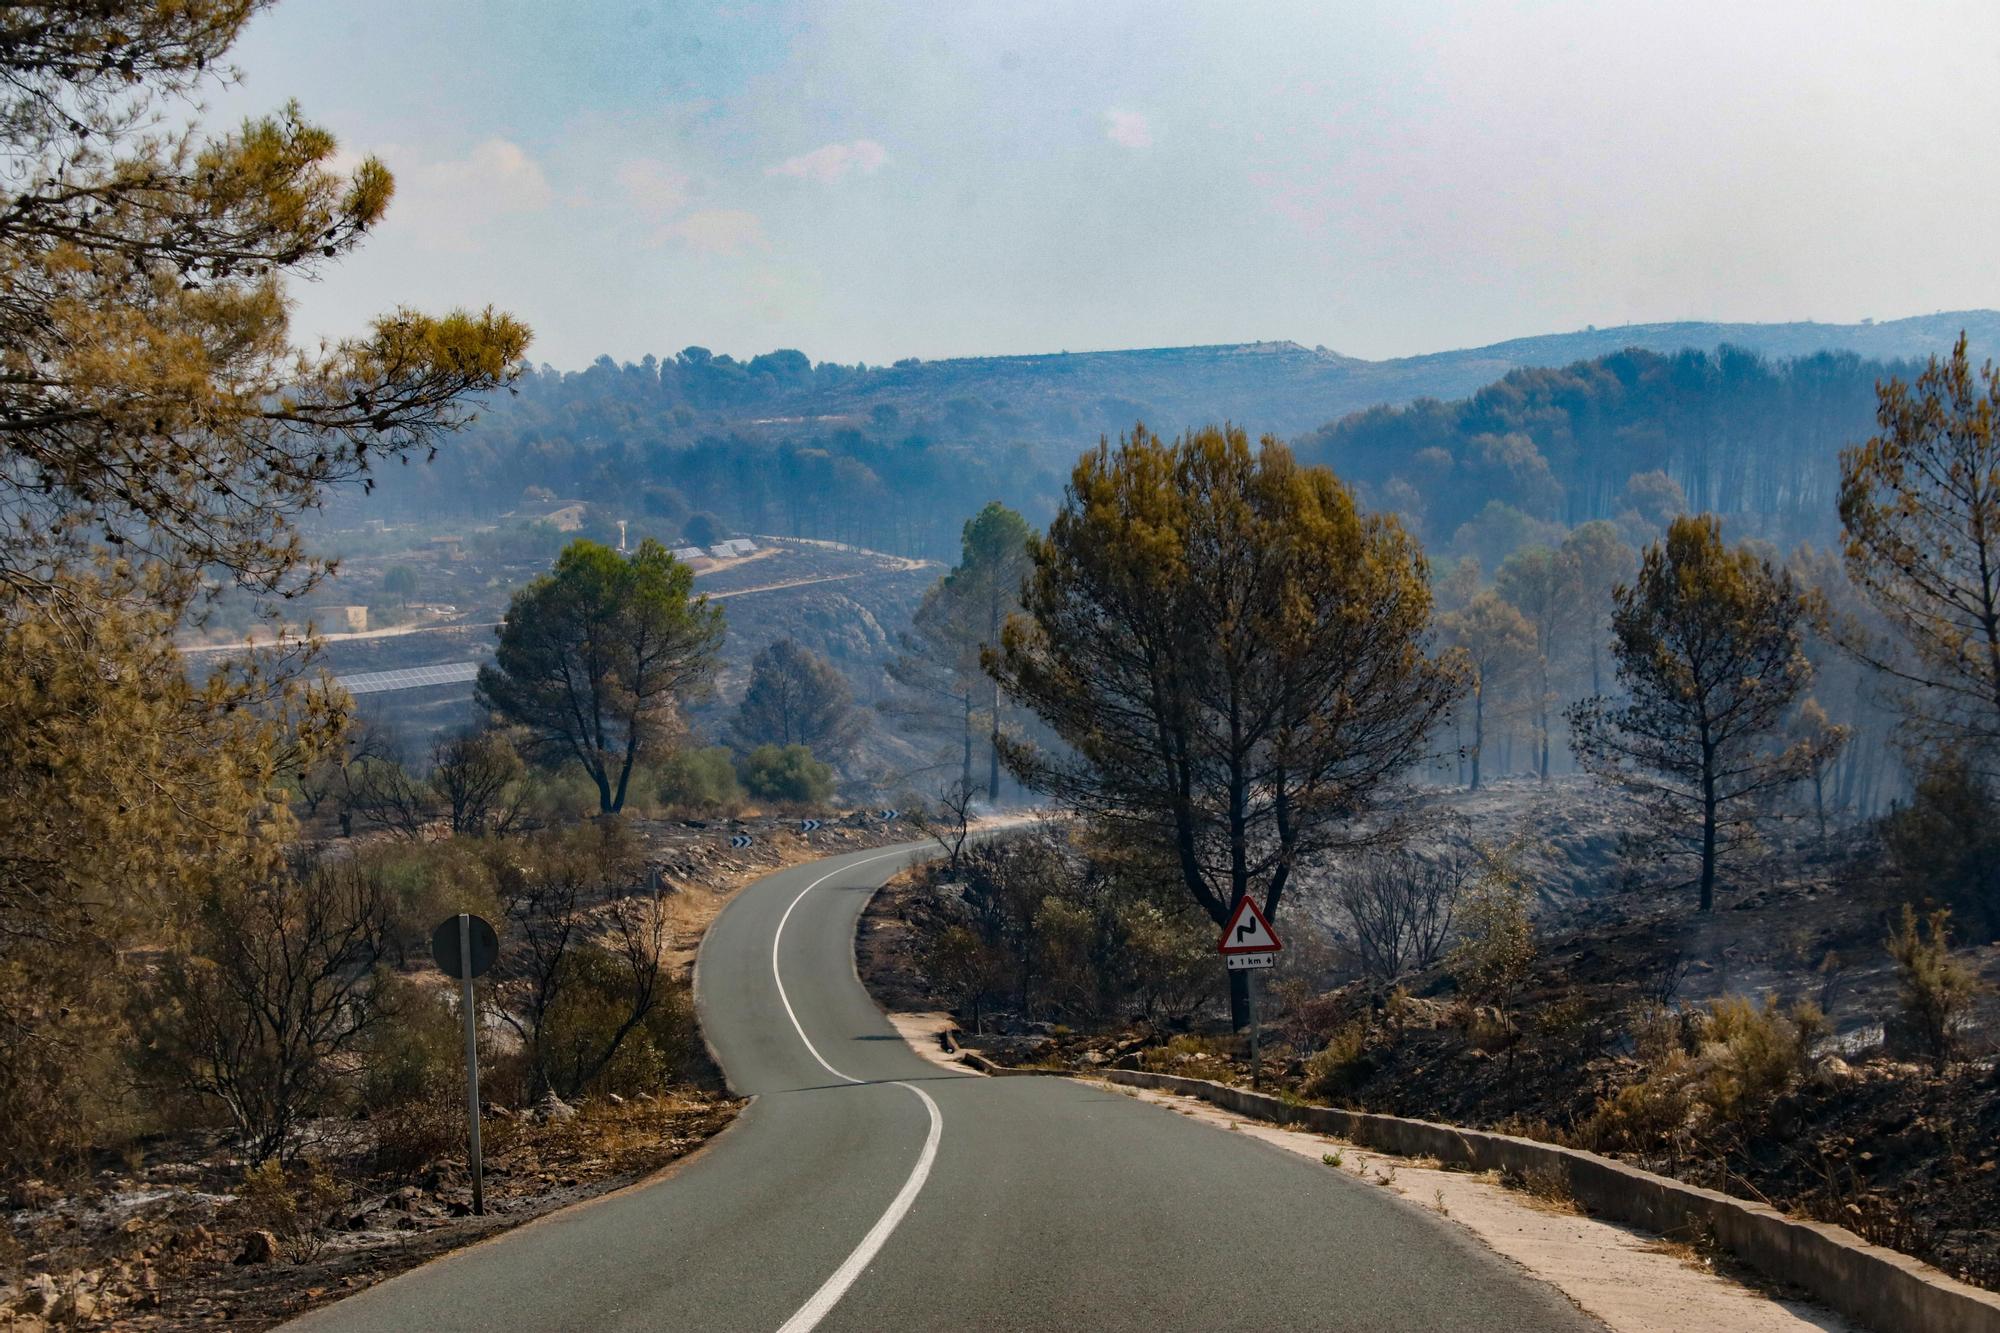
top-left (431, 913), bottom-right (500, 979)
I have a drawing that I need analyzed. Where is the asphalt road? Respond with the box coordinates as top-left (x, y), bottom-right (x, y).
top-left (289, 842), bottom-right (1602, 1332)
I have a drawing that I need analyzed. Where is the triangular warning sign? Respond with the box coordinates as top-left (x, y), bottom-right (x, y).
top-left (1218, 896), bottom-right (1283, 954)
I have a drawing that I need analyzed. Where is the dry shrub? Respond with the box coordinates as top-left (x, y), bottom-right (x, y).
top-left (1583, 995), bottom-right (1821, 1151)
top-left (1885, 904), bottom-right (1982, 1070)
top-left (360, 975), bottom-right (474, 1175)
top-left (1142, 1033), bottom-right (1236, 1073)
top-left (1503, 1163), bottom-right (1577, 1212)
top-left (1587, 1050), bottom-right (1694, 1151)
top-left (1282, 990), bottom-right (1362, 1048)
top-left (234, 1158), bottom-right (346, 1262)
top-left (372, 1098), bottom-right (464, 1177)
top-left (1302, 1022), bottom-right (1369, 1099)
top-left (1694, 995), bottom-right (1817, 1120)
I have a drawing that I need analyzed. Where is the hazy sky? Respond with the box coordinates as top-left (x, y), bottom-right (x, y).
top-left (212, 1), bottom-right (2000, 369)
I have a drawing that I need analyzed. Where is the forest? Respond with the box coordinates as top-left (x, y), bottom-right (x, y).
top-left (346, 340), bottom-right (1924, 573)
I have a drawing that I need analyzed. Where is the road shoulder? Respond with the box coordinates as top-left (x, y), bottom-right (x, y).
top-left (1093, 1079), bottom-right (1857, 1333)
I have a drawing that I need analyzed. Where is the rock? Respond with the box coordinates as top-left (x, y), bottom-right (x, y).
top-left (344, 1204), bottom-right (385, 1231)
top-left (536, 1092), bottom-right (578, 1123)
top-left (8, 1180), bottom-right (59, 1210)
top-left (51, 1288), bottom-right (96, 1323)
top-left (15, 1275), bottom-right (59, 1315)
top-left (233, 1230), bottom-right (281, 1265)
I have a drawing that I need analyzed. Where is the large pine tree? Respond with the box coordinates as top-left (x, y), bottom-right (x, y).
top-left (1567, 515), bottom-right (1825, 910)
top-left (989, 424), bottom-right (1460, 1028)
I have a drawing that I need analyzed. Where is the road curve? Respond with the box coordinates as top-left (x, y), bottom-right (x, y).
top-left (288, 842), bottom-right (1602, 1332)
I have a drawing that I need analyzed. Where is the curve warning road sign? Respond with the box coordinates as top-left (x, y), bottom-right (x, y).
top-left (729, 834), bottom-right (754, 849)
top-left (1218, 895), bottom-right (1282, 954)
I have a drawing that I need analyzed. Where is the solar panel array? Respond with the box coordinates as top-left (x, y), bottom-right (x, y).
top-left (336, 660), bottom-right (483, 696)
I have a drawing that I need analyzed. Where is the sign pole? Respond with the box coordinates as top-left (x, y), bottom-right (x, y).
top-left (1217, 895), bottom-right (1283, 1088)
top-left (1248, 968), bottom-right (1261, 1088)
top-left (458, 912), bottom-right (485, 1216)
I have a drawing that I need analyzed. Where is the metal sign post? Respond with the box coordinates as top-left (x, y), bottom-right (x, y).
top-left (1247, 968), bottom-right (1261, 1087)
top-left (1217, 896), bottom-right (1284, 1090)
top-left (458, 914), bottom-right (483, 1216)
top-left (431, 912), bottom-right (499, 1217)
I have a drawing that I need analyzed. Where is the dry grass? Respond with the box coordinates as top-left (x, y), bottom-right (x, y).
top-left (1502, 1163), bottom-right (1580, 1214)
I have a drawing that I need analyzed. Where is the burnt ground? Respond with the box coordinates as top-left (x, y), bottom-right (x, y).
top-left (2, 813), bottom-right (917, 1330)
top-left (3, 1095), bottom-right (737, 1330)
top-left (856, 786), bottom-right (2000, 1294)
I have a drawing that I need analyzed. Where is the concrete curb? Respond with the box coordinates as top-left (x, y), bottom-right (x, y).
top-left (1102, 1068), bottom-right (2000, 1333)
top-left (957, 1051), bottom-right (1068, 1077)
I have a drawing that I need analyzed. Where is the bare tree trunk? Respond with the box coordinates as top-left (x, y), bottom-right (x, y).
top-left (1228, 967), bottom-right (1250, 1031)
top-left (961, 691), bottom-right (974, 791)
top-left (1471, 686), bottom-right (1485, 790)
top-left (1700, 783), bottom-right (1718, 910)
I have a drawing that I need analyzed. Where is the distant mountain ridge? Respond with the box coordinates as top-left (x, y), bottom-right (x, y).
top-left (363, 309), bottom-right (2000, 557)
top-left (813, 310), bottom-right (2000, 439)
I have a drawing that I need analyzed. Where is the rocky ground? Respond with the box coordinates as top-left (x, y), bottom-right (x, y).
top-left (1, 813), bottom-right (918, 1331)
top-left (0, 1095), bottom-right (735, 1331)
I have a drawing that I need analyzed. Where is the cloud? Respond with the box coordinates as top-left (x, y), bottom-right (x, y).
top-left (375, 138), bottom-right (552, 250)
top-left (1104, 109), bottom-right (1153, 150)
top-left (672, 209), bottom-right (767, 256)
top-left (616, 157), bottom-right (693, 222)
top-left (766, 139), bottom-right (889, 184)
top-left (418, 138), bottom-right (552, 213)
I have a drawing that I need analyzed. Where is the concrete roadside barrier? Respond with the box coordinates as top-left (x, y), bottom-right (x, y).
top-left (1102, 1068), bottom-right (2000, 1333)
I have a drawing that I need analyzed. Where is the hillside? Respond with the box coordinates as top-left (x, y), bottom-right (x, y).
top-left (355, 311), bottom-right (2000, 564)
top-left (802, 309), bottom-right (2000, 439)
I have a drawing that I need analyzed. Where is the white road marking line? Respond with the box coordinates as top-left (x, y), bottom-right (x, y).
top-left (769, 850), bottom-right (945, 1333)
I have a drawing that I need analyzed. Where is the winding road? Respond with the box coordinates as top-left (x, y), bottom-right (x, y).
top-left (289, 842), bottom-right (1601, 1332)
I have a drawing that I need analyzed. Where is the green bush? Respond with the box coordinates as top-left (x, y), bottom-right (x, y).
top-left (361, 975), bottom-right (464, 1112)
top-left (657, 746), bottom-right (744, 811)
top-left (736, 744), bottom-right (834, 804)
top-left (518, 763), bottom-right (605, 824)
top-left (1447, 849), bottom-right (1537, 1013)
top-left (364, 842), bottom-right (502, 959)
top-left (538, 946), bottom-right (702, 1099)
top-left (1033, 896), bottom-right (1100, 1019)
top-left (1880, 754), bottom-right (2000, 942)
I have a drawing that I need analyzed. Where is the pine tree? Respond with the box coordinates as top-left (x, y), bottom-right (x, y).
top-left (989, 424), bottom-right (1461, 1027)
top-left (479, 540), bottom-right (723, 813)
top-left (0, 2), bottom-right (529, 604)
top-left (1441, 592), bottom-right (1536, 789)
top-left (1495, 545), bottom-right (1586, 779)
top-left (887, 502), bottom-right (1031, 794)
top-left (1839, 333), bottom-right (2000, 760)
top-left (1567, 515), bottom-right (1827, 910)
top-left (730, 639), bottom-right (862, 760)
